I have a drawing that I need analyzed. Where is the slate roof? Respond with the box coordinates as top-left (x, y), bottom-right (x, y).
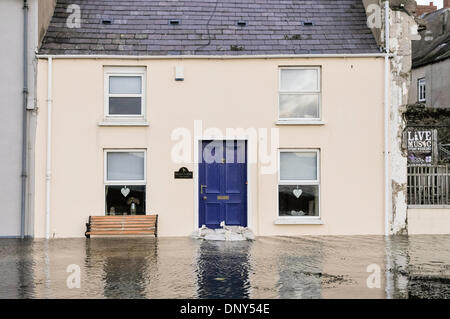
top-left (39, 0), bottom-right (380, 56)
top-left (412, 8), bottom-right (450, 68)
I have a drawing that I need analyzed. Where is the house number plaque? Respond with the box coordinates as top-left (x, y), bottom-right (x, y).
top-left (174, 167), bottom-right (193, 179)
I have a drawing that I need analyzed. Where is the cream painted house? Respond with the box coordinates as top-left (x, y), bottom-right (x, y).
top-left (34, 0), bottom-right (415, 238)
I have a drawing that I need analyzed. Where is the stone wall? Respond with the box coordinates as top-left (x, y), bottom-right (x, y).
top-left (363, 0), bottom-right (421, 234)
top-left (389, 2), bottom-right (421, 234)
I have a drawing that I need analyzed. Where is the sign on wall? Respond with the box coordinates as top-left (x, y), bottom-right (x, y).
top-left (174, 167), bottom-right (193, 179)
top-left (405, 129), bottom-right (437, 165)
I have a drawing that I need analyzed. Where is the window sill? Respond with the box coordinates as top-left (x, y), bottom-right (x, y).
top-left (274, 218), bottom-right (324, 225)
top-left (98, 120), bottom-right (149, 127)
top-left (276, 120), bottom-right (325, 126)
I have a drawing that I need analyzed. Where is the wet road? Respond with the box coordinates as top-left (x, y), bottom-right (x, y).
top-left (0, 235), bottom-right (449, 298)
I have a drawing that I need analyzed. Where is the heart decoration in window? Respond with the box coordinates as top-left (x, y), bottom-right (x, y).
top-left (293, 188), bottom-right (303, 198)
top-left (121, 186), bottom-right (130, 197)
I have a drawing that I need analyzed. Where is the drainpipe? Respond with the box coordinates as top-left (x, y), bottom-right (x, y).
top-left (46, 57), bottom-right (53, 239)
top-left (20, 0), bottom-right (29, 239)
top-left (384, 0), bottom-right (390, 236)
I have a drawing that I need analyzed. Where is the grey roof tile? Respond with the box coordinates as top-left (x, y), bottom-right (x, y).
top-left (40, 0), bottom-right (379, 56)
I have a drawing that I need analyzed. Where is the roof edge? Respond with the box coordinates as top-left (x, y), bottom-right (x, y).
top-left (36, 53), bottom-right (387, 60)
top-left (412, 55), bottom-right (450, 69)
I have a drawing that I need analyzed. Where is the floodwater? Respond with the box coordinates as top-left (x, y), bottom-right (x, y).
top-left (0, 235), bottom-right (449, 299)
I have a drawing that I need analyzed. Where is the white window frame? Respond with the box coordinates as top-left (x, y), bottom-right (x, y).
top-left (277, 149), bottom-right (321, 220)
top-left (104, 67), bottom-right (146, 119)
top-left (278, 67), bottom-right (322, 122)
top-left (418, 78), bottom-right (426, 102)
top-left (104, 149), bottom-right (147, 185)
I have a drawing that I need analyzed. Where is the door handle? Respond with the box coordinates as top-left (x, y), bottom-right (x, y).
top-left (200, 184), bottom-right (207, 194)
top-left (203, 196), bottom-right (207, 200)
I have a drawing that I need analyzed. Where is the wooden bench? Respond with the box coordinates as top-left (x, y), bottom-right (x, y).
top-left (85, 215), bottom-right (158, 238)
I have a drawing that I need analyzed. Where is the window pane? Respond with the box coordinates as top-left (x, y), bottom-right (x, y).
top-left (109, 97), bottom-right (141, 115)
top-left (418, 79), bottom-right (426, 101)
top-left (280, 69), bottom-right (318, 92)
top-left (109, 76), bottom-right (142, 94)
top-left (280, 152), bottom-right (317, 180)
top-left (105, 185), bottom-right (146, 215)
top-left (107, 152), bottom-right (145, 181)
top-left (279, 94), bottom-right (319, 119)
top-left (279, 185), bottom-right (319, 217)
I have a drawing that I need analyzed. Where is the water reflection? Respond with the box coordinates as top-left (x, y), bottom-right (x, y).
top-left (0, 235), bottom-right (449, 298)
top-left (85, 238), bottom-right (158, 299)
top-left (15, 239), bottom-right (34, 298)
top-left (397, 235), bottom-right (450, 298)
top-left (385, 236), bottom-right (410, 298)
top-left (277, 251), bottom-right (323, 298)
top-left (195, 241), bottom-right (251, 298)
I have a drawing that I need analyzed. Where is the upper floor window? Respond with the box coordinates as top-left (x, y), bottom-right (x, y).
top-left (418, 78), bottom-right (426, 102)
top-left (104, 67), bottom-right (146, 118)
top-left (279, 67), bottom-right (321, 120)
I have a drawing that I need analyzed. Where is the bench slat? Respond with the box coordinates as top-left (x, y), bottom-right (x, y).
top-left (91, 218), bottom-right (156, 221)
top-left (86, 231), bottom-right (155, 235)
top-left (90, 226), bottom-right (155, 230)
top-left (91, 221), bottom-right (155, 225)
top-left (91, 215), bottom-right (156, 220)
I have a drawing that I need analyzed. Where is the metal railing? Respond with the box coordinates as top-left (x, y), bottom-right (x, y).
top-left (439, 144), bottom-right (450, 163)
top-left (407, 165), bottom-right (449, 206)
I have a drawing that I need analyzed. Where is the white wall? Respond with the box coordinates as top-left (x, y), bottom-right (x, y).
top-left (0, 0), bottom-right (42, 237)
top-left (0, 0), bottom-right (26, 236)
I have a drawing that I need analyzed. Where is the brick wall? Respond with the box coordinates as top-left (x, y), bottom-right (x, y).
top-left (416, 1), bottom-right (437, 15)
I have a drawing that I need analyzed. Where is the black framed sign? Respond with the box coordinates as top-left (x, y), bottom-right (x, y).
top-left (405, 129), bottom-right (437, 165)
top-left (174, 167), bottom-right (193, 179)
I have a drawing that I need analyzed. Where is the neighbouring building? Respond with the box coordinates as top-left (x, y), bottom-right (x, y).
top-left (410, 4), bottom-right (450, 108)
top-left (406, 2), bottom-right (450, 234)
top-left (416, 1), bottom-right (438, 16)
top-left (0, 0), bottom-right (55, 238)
top-left (33, 0), bottom-right (421, 238)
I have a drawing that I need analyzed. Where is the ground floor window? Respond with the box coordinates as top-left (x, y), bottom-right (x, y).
top-left (104, 150), bottom-right (146, 215)
top-left (278, 150), bottom-right (320, 217)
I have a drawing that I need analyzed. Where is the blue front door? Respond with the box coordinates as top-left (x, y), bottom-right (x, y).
top-left (199, 140), bottom-right (247, 228)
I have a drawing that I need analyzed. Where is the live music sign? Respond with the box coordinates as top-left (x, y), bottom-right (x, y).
top-left (405, 129), bottom-right (437, 165)
top-left (407, 130), bottom-right (432, 151)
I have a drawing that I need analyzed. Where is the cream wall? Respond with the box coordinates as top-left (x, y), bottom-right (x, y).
top-left (408, 207), bottom-right (450, 234)
top-left (35, 57), bottom-right (385, 238)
